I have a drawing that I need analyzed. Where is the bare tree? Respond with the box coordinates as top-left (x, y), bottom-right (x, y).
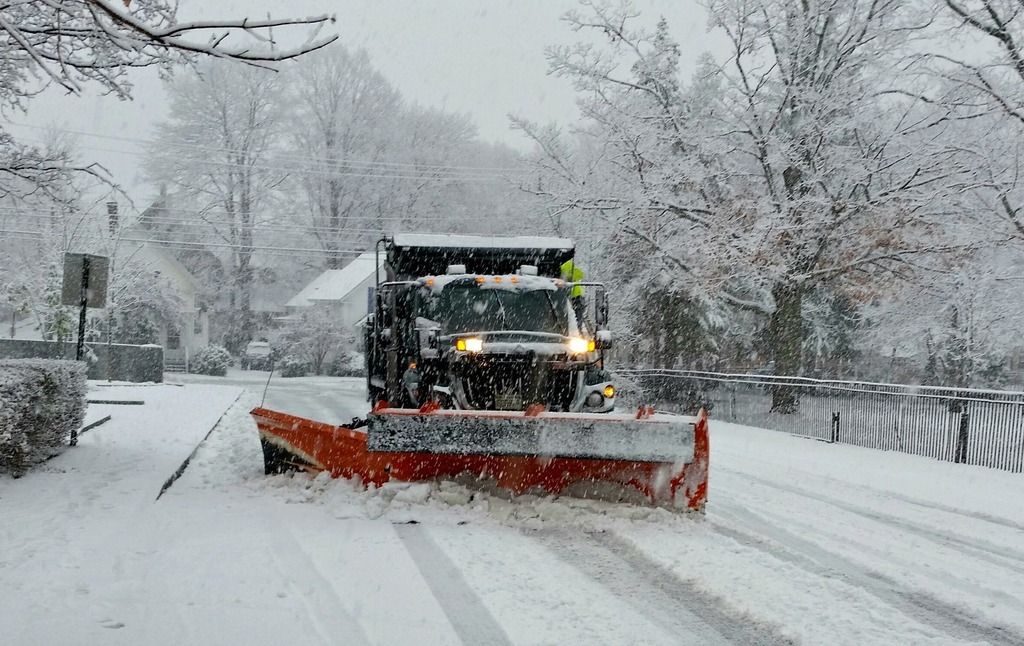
top-left (285, 47), bottom-right (403, 268)
top-left (0, 137), bottom-right (182, 344)
top-left (284, 46), bottom-right (517, 269)
top-left (147, 58), bottom-right (286, 328)
top-left (0, 136), bottom-right (104, 340)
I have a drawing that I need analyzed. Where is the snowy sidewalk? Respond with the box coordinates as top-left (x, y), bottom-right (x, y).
top-left (0, 383), bottom-right (242, 645)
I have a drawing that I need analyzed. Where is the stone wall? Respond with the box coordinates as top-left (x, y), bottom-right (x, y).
top-left (0, 340), bottom-right (163, 382)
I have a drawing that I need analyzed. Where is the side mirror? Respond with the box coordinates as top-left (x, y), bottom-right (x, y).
top-left (595, 329), bottom-right (613, 350)
top-left (594, 289), bottom-right (609, 328)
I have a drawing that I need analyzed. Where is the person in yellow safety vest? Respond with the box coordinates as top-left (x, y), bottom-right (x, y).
top-left (560, 260), bottom-right (587, 329)
top-left (560, 260), bottom-right (584, 296)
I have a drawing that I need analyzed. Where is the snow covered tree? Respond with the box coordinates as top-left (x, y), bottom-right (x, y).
top-left (858, 246), bottom-right (1021, 388)
top-left (0, 174), bottom-right (186, 347)
top-left (0, 1), bottom-right (336, 199)
top-left (146, 58), bottom-right (287, 341)
top-left (937, 0), bottom-right (1024, 130)
top-left (926, 18), bottom-right (1024, 263)
top-left (383, 105), bottom-right (483, 233)
top-left (801, 287), bottom-right (862, 377)
top-left (522, 1), bottom-right (954, 410)
top-left (0, 138), bottom-right (108, 341)
top-left (278, 306), bottom-right (353, 376)
top-left (99, 251), bottom-right (184, 345)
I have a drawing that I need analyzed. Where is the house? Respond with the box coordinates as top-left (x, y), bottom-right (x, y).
top-left (287, 252), bottom-right (384, 330)
top-left (138, 189), bottom-right (298, 342)
top-left (114, 194), bottom-right (209, 370)
top-left (116, 228), bottom-right (210, 371)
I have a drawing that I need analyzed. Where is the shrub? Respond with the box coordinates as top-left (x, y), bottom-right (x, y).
top-left (278, 354), bottom-right (308, 378)
top-left (190, 344), bottom-right (230, 376)
top-left (278, 307), bottom-right (353, 375)
top-left (325, 351), bottom-right (365, 377)
top-left (0, 359), bottom-right (87, 476)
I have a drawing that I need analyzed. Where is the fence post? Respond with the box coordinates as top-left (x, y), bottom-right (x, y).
top-left (831, 411), bottom-right (840, 443)
top-left (954, 411), bottom-right (969, 464)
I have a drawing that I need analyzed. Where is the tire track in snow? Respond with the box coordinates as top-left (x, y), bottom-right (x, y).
top-left (394, 523), bottom-right (513, 646)
top-left (712, 501), bottom-right (1024, 646)
top-left (720, 453), bottom-right (1024, 533)
top-left (720, 467), bottom-right (1024, 575)
top-left (529, 527), bottom-right (793, 646)
top-left (267, 521), bottom-right (373, 645)
top-left (901, 499), bottom-right (1024, 532)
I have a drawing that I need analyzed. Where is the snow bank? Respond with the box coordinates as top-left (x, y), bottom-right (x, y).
top-left (0, 359), bottom-right (86, 475)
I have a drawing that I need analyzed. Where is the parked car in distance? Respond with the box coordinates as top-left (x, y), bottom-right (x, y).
top-left (241, 341), bottom-right (273, 370)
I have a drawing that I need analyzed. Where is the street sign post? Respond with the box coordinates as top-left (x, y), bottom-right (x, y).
top-left (61, 253), bottom-right (109, 363)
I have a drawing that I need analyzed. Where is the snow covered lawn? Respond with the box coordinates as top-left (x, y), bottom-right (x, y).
top-left (1, 381), bottom-right (1022, 645)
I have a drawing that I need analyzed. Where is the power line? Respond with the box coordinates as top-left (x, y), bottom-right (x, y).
top-left (0, 229), bottom-right (374, 258)
top-left (6, 121), bottom-right (532, 177)
top-left (8, 120), bottom-right (530, 172)
top-left (1, 226), bottom-right (509, 258)
top-left (17, 139), bottom-right (518, 182)
top-left (3, 207), bottom-right (515, 227)
top-left (1, 218), bottom-right (502, 242)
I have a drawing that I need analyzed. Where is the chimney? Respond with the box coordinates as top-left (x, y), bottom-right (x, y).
top-left (107, 201), bottom-right (118, 235)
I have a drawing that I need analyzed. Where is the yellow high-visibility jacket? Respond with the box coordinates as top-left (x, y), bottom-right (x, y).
top-left (560, 260), bottom-right (584, 298)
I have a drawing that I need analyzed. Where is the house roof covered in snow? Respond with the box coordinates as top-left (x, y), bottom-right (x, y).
top-left (286, 252), bottom-right (383, 308)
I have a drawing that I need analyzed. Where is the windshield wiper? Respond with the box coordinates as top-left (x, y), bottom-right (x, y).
top-left (542, 291), bottom-right (563, 332)
top-left (491, 290), bottom-right (506, 328)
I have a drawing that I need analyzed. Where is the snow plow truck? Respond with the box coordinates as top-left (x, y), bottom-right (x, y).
top-left (251, 235), bottom-right (708, 511)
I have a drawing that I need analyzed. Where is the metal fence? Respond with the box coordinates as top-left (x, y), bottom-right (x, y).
top-left (616, 369), bottom-right (1024, 473)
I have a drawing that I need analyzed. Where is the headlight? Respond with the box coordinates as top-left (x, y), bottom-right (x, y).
top-left (568, 337), bottom-right (595, 354)
top-left (603, 385), bottom-right (615, 398)
top-left (456, 337), bottom-right (483, 352)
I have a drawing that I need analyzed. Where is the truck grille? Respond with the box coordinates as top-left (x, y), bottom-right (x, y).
top-left (457, 355), bottom-right (574, 411)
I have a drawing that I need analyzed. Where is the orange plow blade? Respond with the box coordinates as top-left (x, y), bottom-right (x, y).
top-left (251, 407), bottom-right (708, 512)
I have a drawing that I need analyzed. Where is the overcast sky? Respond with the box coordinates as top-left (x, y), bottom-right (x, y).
top-left (6, 1), bottom-right (727, 207)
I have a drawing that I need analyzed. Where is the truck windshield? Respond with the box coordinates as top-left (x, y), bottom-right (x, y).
top-left (426, 285), bottom-right (569, 335)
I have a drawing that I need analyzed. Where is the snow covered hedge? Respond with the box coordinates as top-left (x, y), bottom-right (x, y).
top-left (0, 359), bottom-right (87, 476)
top-left (278, 355), bottom-right (309, 378)
top-left (190, 344), bottom-right (230, 376)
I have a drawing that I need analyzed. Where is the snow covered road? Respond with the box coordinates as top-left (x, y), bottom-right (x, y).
top-left (2, 378), bottom-right (1023, 645)
top-left (167, 370), bottom-right (367, 427)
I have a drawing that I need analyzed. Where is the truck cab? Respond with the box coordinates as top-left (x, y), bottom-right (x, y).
top-left (365, 236), bottom-right (614, 414)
